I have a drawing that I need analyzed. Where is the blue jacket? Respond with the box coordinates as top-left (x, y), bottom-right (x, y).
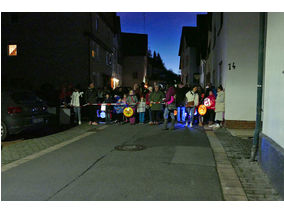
top-left (114, 100), bottom-right (124, 114)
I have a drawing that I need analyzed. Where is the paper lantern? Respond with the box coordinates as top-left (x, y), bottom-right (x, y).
top-left (123, 107), bottom-right (134, 118)
top-left (204, 98), bottom-right (211, 107)
top-left (198, 105), bottom-right (207, 116)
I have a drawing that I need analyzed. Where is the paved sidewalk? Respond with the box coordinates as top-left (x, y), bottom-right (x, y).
top-left (214, 128), bottom-right (282, 201)
top-left (1, 123), bottom-right (97, 165)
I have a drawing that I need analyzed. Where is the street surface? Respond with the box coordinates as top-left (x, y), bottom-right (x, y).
top-left (2, 123), bottom-right (223, 201)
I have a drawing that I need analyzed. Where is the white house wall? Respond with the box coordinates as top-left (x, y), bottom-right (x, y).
top-left (224, 13), bottom-right (259, 121)
top-left (263, 13), bottom-right (284, 148)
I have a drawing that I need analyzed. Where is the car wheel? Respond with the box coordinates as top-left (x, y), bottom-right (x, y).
top-left (1, 122), bottom-right (8, 141)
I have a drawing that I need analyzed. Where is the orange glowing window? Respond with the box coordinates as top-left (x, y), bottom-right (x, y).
top-left (8, 44), bottom-right (17, 56)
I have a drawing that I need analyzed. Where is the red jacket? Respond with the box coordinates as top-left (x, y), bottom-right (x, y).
top-left (146, 92), bottom-right (151, 105)
top-left (206, 94), bottom-right (216, 110)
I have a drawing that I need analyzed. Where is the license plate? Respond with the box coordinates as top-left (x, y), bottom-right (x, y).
top-left (33, 118), bottom-right (44, 124)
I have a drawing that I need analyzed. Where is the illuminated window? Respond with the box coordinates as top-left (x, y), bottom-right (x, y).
top-left (92, 50), bottom-right (95, 58)
top-left (8, 44), bottom-right (17, 56)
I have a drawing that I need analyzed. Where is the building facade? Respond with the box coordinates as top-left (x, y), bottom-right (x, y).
top-left (1, 12), bottom-right (121, 92)
top-left (178, 27), bottom-right (200, 86)
top-left (121, 33), bottom-right (148, 87)
top-left (206, 12), bottom-right (260, 129)
top-left (259, 12), bottom-right (284, 198)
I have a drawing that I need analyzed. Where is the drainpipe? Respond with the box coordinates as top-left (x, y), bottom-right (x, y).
top-left (250, 12), bottom-right (266, 161)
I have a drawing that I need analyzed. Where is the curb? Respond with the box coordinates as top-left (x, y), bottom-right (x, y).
top-left (205, 130), bottom-right (248, 201)
top-left (1, 124), bottom-right (107, 166)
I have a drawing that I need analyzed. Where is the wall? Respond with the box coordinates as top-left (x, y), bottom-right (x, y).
top-left (262, 12), bottom-right (284, 148)
top-left (225, 13), bottom-right (259, 122)
top-left (122, 56), bottom-right (146, 87)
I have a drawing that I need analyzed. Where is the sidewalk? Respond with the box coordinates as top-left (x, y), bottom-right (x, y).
top-left (213, 128), bottom-right (282, 201)
top-left (1, 123), bottom-right (97, 165)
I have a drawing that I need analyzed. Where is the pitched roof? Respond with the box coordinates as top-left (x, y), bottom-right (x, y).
top-left (121, 32), bottom-right (148, 56)
top-left (178, 27), bottom-right (200, 56)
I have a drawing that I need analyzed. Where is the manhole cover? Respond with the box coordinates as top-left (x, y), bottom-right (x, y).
top-left (115, 144), bottom-right (146, 151)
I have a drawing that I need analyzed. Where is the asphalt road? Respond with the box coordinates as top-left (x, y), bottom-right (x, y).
top-left (1, 123), bottom-right (223, 201)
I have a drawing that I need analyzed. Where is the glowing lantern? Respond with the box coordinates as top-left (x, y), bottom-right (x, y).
top-left (100, 111), bottom-right (106, 119)
top-left (174, 110), bottom-right (177, 116)
top-left (198, 105), bottom-right (207, 116)
top-left (123, 107), bottom-right (134, 118)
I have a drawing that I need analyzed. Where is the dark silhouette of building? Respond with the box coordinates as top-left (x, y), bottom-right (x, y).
top-left (120, 32), bottom-right (148, 87)
top-left (1, 12), bottom-right (121, 92)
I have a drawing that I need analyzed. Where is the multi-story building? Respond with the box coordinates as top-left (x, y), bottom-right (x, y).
top-left (178, 27), bottom-right (200, 86)
top-left (205, 12), bottom-right (260, 129)
top-left (203, 12), bottom-right (284, 198)
top-left (121, 32), bottom-right (148, 87)
top-left (1, 12), bottom-right (121, 92)
top-left (259, 12), bottom-right (284, 198)
top-left (87, 12), bottom-right (121, 88)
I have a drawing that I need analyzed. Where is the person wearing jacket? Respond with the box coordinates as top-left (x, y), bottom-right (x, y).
top-left (85, 82), bottom-right (98, 125)
top-left (113, 96), bottom-right (124, 124)
top-left (146, 86), bottom-right (153, 124)
top-left (137, 96), bottom-right (146, 124)
top-left (175, 83), bottom-right (187, 122)
top-left (103, 93), bottom-right (113, 124)
top-left (70, 88), bottom-right (84, 125)
top-left (149, 85), bottom-right (164, 125)
top-left (126, 90), bottom-right (138, 125)
top-left (206, 90), bottom-right (216, 127)
top-left (163, 84), bottom-right (176, 130)
top-left (214, 85), bottom-right (225, 128)
top-left (185, 85), bottom-right (199, 128)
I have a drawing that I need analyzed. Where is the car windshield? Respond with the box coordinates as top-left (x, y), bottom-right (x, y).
top-left (12, 92), bottom-right (43, 104)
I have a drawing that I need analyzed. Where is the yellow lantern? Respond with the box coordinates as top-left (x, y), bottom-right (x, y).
top-left (198, 105), bottom-right (207, 116)
top-left (123, 107), bottom-right (134, 118)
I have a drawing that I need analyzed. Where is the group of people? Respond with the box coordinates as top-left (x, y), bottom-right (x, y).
top-left (66, 81), bottom-right (225, 130)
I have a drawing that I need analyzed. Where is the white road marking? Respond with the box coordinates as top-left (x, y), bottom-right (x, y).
top-left (2, 132), bottom-right (96, 173)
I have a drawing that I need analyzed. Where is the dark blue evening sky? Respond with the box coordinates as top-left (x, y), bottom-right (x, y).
top-left (117, 12), bottom-right (207, 75)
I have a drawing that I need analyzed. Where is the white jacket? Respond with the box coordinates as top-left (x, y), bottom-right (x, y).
top-left (71, 91), bottom-right (84, 107)
top-left (215, 91), bottom-right (225, 112)
top-left (185, 91), bottom-right (199, 107)
top-left (137, 101), bottom-right (146, 113)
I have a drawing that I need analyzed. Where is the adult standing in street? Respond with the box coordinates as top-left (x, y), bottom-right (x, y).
top-left (214, 85), bottom-right (225, 128)
top-left (149, 85), bottom-right (164, 125)
top-left (185, 85), bottom-right (199, 128)
top-left (146, 86), bottom-right (153, 124)
top-left (206, 90), bottom-right (216, 127)
top-left (85, 82), bottom-right (99, 125)
top-left (175, 82), bottom-right (187, 122)
top-left (163, 83), bottom-right (176, 130)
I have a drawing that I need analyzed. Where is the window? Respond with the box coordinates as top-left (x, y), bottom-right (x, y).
top-left (213, 26), bottom-right (216, 49)
top-left (217, 13), bottom-right (223, 36)
top-left (10, 13), bottom-right (19, 24)
top-left (8, 44), bottom-right (17, 56)
top-left (133, 72), bottom-right (138, 79)
top-left (96, 18), bottom-right (98, 31)
top-left (106, 53), bottom-right (112, 65)
top-left (96, 44), bottom-right (100, 60)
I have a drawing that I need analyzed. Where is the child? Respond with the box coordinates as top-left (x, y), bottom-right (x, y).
top-left (122, 93), bottom-right (128, 123)
top-left (70, 87), bottom-right (84, 125)
top-left (137, 96), bottom-right (146, 124)
top-left (103, 93), bottom-right (113, 124)
top-left (113, 96), bottom-right (124, 124)
top-left (126, 90), bottom-right (138, 125)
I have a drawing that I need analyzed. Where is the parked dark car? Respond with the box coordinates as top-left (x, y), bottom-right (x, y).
top-left (1, 90), bottom-right (50, 140)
